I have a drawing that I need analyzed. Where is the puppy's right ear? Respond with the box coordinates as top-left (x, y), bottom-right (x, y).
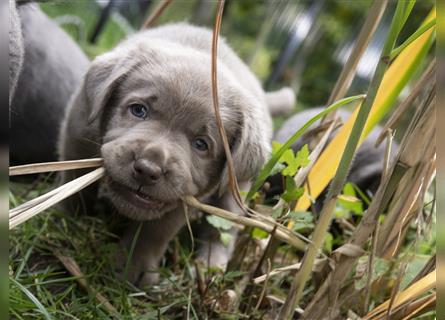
top-left (83, 51), bottom-right (134, 123)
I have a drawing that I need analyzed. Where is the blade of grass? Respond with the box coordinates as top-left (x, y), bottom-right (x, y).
top-left (245, 94), bottom-right (365, 202)
top-left (10, 277), bottom-right (52, 320)
top-left (390, 18), bottom-right (436, 60)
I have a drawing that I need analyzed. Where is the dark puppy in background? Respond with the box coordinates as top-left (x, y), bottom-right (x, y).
top-left (268, 107), bottom-right (397, 209)
top-left (59, 23), bottom-right (294, 286)
top-left (9, 1), bottom-right (89, 165)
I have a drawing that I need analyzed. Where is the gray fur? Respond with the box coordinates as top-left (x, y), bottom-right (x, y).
top-left (10, 3), bottom-right (89, 165)
top-left (59, 23), bottom-right (273, 286)
top-left (9, 0), bottom-right (23, 104)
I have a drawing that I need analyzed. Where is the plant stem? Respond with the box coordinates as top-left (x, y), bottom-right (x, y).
top-left (278, 1), bottom-right (412, 318)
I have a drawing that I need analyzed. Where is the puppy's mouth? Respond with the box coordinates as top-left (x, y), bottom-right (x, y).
top-left (108, 179), bottom-right (174, 211)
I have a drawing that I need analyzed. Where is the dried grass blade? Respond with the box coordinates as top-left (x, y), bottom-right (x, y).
top-left (10, 167), bottom-right (105, 229)
top-left (54, 251), bottom-right (120, 318)
top-left (254, 262), bottom-right (301, 284)
top-left (10, 167), bottom-right (103, 218)
top-left (400, 292), bottom-right (436, 320)
top-left (363, 270), bottom-right (436, 319)
top-left (210, 0), bottom-right (245, 208)
top-left (182, 195), bottom-right (306, 250)
top-left (141, 0), bottom-right (173, 29)
top-left (9, 158), bottom-right (103, 176)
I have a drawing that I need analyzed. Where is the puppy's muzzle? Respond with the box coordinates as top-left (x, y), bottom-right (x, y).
top-left (133, 158), bottom-right (166, 185)
top-left (132, 145), bottom-right (169, 186)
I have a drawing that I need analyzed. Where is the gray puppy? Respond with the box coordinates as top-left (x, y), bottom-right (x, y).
top-left (59, 23), bottom-right (291, 286)
top-left (10, 2), bottom-right (89, 165)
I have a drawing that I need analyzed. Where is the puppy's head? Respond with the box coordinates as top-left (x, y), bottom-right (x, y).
top-left (82, 40), bottom-right (270, 220)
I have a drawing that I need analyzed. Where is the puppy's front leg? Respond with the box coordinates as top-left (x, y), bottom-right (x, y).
top-left (196, 188), bottom-right (247, 270)
top-left (118, 207), bottom-right (186, 287)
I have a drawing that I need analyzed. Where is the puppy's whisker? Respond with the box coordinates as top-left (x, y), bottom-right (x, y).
top-left (78, 137), bottom-right (102, 147)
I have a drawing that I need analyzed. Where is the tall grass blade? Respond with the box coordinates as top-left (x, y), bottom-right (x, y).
top-left (10, 277), bottom-right (52, 320)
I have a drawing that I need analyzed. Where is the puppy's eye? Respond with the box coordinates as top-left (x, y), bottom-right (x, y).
top-left (129, 104), bottom-right (148, 119)
top-left (192, 138), bottom-right (209, 151)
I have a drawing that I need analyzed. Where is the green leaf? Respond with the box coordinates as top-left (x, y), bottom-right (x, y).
top-left (399, 254), bottom-right (431, 289)
top-left (293, 222), bottom-right (315, 232)
top-left (336, 183), bottom-right (364, 215)
top-left (252, 227), bottom-right (269, 239)
top-left (295, 144), bottom-right (310, 168)
top-left (224, 271), bottom-right (246, 280)
top-left (281, 150), bottom-right (298, 176)
top-left (220, 232), bottom-right (234, 247)
top-left (343, 182), bottom-right (356, 196)
top-left (285, 175), bottom-right (296, 191)
top-left (289, 211), bottom-right (314, 231)
top-left (272, 207), bottom-right (284, 220)
top-left (289, 211), bottom-right (313, 222)
top-left (282, 177), bottom-right (304, 202)
top-left (354, 256), bottom-right (391, 290)
top-left (323, 232), bottom-right (334, 253)
top-left (206, 215), bottom-right (233, 230)
top-left (338, 195), bottom-right (363, 215)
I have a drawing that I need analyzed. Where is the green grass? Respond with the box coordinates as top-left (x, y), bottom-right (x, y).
top-left (9, 175), bottom-right (436, 319)
top-left (8, 179), bottom-right (270, 319)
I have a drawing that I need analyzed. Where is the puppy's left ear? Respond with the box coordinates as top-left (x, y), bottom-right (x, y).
top-left (219, 93), bottom-right (271, 194)
top-left (85, 51), bottom-right (138, 124)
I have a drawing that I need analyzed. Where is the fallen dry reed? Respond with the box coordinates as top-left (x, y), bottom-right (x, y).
top-left (9, 158), bottom-right (103, 176)
top-left (9, 160), bottom-right (104, 230)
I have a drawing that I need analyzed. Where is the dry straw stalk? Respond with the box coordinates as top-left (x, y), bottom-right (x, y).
top-left (10, 167), bottom-right (105, 229)
top-left (9, 158), bottom-right (103, 176)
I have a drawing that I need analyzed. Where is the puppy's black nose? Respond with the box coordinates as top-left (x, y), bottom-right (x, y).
top-left (133, 159), bottom-right (163, 185)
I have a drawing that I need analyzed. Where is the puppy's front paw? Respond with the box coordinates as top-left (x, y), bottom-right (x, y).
top-left (114, 249), bottom-right (161, 288)
top-left (196, 241), bottom-right (232, 271)
top-left (138, 271), bottom-right (160, 287)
